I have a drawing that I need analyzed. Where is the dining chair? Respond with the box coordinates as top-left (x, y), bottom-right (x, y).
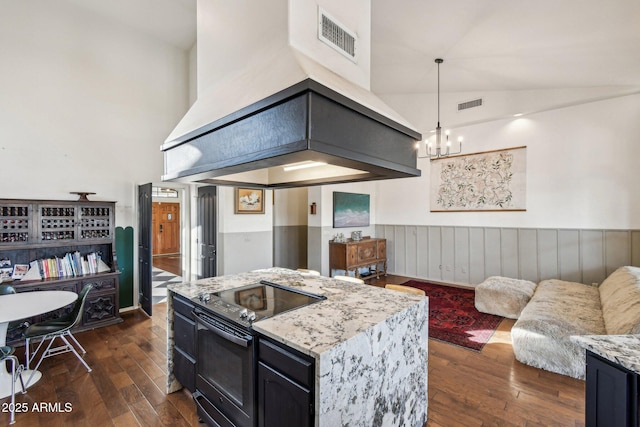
top-left (24, 284), bottom-right (94, 385)
top-left (0, 346), bottom-right (26, 425)
top-left (333, 275), bottom-right (365, 284)
top-left (384, 284), bottom-right (426, 296)
top-left (296, 268), bottom-right (320, 276)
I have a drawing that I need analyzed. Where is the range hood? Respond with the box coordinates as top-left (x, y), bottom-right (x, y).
top-left (161, 1), bottom-right (421, 189)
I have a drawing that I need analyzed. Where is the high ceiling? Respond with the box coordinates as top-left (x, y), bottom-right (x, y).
top-left (62, 0), bottom-right (640, 96)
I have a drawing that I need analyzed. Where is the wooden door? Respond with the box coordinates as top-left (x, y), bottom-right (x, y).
top-left (138, 183), bottom-right (152, 316)
top-left (152, 202), bottom-right (180, 255)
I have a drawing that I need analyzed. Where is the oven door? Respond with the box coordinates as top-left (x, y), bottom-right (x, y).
top-left (194, 309), bottom-right (256, 427)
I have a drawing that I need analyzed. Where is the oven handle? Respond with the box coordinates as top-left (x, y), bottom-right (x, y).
top-left (193, 310), bottom-right (252, 348)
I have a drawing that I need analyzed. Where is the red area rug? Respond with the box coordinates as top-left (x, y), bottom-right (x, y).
top-left (402, 280), bottom-right (504, 351)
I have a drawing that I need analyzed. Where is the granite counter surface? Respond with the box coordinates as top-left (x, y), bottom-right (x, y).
top-left (167, 267), bottom-right (429, 427)
top-left (571, 334), bottom-right (640, 375)
top-left (167, 267), bottom-right (426, 357)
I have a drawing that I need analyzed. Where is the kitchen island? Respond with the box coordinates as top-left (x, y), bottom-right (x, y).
top-left (166, 267), bottom-right (428, 427)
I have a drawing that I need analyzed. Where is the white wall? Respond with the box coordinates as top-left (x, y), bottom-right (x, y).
top-left (274, 188), bottom-right (308, 227)
top-left (0, 0), bottom-right (190, 227)
top-left (217, 187), bottom-right (274, 275)
top-left (375, 94), bottom-right (640, 230)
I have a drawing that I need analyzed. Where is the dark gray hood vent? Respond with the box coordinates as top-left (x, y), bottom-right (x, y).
top-left (161, 79), bottom-right (422, 189)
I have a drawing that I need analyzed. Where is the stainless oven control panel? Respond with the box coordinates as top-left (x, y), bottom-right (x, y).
top-left (192, 292), bottom-right (257, 328)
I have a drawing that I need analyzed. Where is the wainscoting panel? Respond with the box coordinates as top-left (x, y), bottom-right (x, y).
top-left (454, 227), bottom-right (470, 283)
top-left (441, 227), bottom-right (455, 282)
top-left (558, 230), bottom-right (581, 283)
top-left (501, 228), bottom-right (519, 280)
top-left (605, 230), bottom-right (631, 276)
top-left (484, 228), bottom-right (502, 279)
top-left (633, 231), bottom-right (640, 267)
top-left (428, 226), bottom-right (442, 280)
top-left (273, 225), bottom-right (307, 270)
top-left (417, 226), bottom-right (430, 278)
top-left (538, 229), bottom-right (559, 281)
top-left (468, 228), bottom-right (486, 284)
top-left (376, 225), bottom-right (639, 286)
top-left (405, 226), bottom-right (418, 278)
top-left (518, 228), bottom-right (538, 283)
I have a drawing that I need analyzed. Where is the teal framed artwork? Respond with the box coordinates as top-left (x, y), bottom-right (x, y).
top-left (333, 192), bottom-right (370, 228)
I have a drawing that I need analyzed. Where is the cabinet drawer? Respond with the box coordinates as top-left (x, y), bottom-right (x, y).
top-left (84, 277), bottom-right (116, 293)
top-left (259, 339), bottom-right (313, 388)
top-left (174, 311), bottom-right (196, 356)
top-left (357, 241), bottom-right (377, 262)
top-left (174, 346), bottom-right (196, 392)
top-left (173, 294), bottom-right (195, 318)
top-left (83, 293), bottom-right (116, 324)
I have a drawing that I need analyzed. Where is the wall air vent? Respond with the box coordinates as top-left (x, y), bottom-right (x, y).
top-left (458, 98), bottom-right (483, 111)
top-left (318, 7), bottom-right (358, 63)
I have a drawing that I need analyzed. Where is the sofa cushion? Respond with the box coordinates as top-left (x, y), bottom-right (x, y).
top-left (599, 266), bottom-right (640, 335)
top-left (511, 279), bottom-right (605, 379)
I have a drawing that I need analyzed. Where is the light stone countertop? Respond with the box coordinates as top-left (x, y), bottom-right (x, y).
top-left (167, 267), bottom-right (429, 427)
top-left (167, 267), bottom-right (426, 357)
top-left (571, 334), bottom-right (640, 375)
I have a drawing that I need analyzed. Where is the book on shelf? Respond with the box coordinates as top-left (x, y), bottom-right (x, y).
top-left (30, 251), bottom-right (109, 280)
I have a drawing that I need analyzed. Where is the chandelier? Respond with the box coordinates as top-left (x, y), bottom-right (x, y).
top-left (417, 58), bottom-right (463, 159)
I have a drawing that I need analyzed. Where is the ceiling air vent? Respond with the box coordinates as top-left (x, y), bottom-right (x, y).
top-left (318, 7), bottom-right (358, 63)
top-left (458, 98), bottom-right (483, 111)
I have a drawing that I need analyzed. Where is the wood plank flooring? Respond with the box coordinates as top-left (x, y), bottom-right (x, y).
top-left (1, 275), bottom-right (585, 426)
top-left (152, 254), bottom-right (181, 276)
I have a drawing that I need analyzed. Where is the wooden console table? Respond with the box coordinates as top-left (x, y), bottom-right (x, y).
top-left (329, 237), bottom-right (387, 280)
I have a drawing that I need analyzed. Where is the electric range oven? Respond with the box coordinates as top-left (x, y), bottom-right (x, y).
top-left (191, 280), bottom-right (325, 427)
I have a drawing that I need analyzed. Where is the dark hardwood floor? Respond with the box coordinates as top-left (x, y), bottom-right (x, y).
top-left (1, 274), bottom-right (585, 426)
top-left (152, 254), bottom-right (181, 276)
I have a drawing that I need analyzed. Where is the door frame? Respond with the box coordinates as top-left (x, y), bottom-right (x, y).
top-left (134, 182), bottom-right (191, 310)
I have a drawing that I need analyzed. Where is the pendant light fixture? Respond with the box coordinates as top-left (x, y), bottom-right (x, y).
top-left (417, 58), bottom-right (463, 158)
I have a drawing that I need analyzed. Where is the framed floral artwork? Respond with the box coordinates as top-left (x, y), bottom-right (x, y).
top-left (234, 188), bottom-right (265, 214)
top-left (430, 146), bottom-right (526, 212)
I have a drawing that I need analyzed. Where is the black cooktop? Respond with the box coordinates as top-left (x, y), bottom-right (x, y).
top-left (192, 280), bottom-right (326, 328)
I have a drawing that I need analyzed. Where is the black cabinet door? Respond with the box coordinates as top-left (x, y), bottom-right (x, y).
top-left (258, 362), bottom-right (312, 427)
top-left (586, 351), bottom-right (639, 427)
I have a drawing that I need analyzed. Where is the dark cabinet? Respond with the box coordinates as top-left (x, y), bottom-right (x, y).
top-left (172, 293), bottom-right (196, 392)
top-left (0, 198), bottom-right (121, 345)
top-left (586, 350), bottom-right (639, 427)
top-left (258, 338), bottom-right (314, 427)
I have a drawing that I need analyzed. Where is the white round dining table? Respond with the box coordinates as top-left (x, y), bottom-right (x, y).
top-left (0, 290), bottom-right (78, 399)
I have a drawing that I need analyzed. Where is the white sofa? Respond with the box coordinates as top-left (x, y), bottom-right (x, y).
top-left (511, 266), bottom-right (640, 379)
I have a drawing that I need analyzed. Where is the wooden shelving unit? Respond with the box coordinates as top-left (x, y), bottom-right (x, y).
top-left (0, 198), bottom-right (122, 345)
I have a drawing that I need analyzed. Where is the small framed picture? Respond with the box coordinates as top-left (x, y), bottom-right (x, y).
top-left (235, 286), bottom-right (266, 310)
top-left (234, 188), bottom-right (265, 214)
top-left (0, 268), bottom-right (12, 282)
top-left (11, 264), bottom-right (29, 279)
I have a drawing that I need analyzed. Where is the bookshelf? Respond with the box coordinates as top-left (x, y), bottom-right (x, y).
top-left (0, 198), bottom-right (122, 345)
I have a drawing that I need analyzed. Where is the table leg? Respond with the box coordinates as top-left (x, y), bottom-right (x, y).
top-left (0, 322), bottom-right (42, 399)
